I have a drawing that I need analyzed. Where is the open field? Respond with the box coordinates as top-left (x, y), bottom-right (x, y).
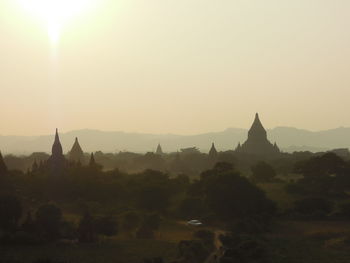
top-left (0, 239), bottom-right (177, 263)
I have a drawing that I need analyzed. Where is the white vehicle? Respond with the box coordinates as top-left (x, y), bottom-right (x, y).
top-left (187, 220), bottom-right (203, 226)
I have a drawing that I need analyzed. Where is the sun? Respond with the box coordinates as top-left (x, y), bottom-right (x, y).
top-left (18, 0), bottom-right (95, 44)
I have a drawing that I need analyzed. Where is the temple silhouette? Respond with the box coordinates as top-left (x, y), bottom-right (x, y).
top-left (209, 143), bottom-right (218, 160)
top-left (0, 151), bottom-right (8, 176)
top-left (236, 113), bottom-right (280, 155)
top-left (69, 137), bottom-right (84, 164)
top-left (48, 129), bottom-right (66, 176)
top-left (156, 144), bottom-right (164, 155)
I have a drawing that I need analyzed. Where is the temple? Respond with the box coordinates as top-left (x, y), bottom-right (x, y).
top-left (156, 144), bottom-right (164, 155)
top-left (209, 143), bottom-right (218, 160)
top-left (0, 151), bottom-right (8, 176)
top-left (48, 129), bottom-right (66, 176)
top-left (89, 153), bottom-right (96, 167)
top-left (236, 113), bottom-right (280, 155)
top-left (69, 137), bottom-right (84, 163)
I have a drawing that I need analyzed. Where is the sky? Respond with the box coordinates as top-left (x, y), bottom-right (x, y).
top-left (1, 0), bottom-right (350, 136)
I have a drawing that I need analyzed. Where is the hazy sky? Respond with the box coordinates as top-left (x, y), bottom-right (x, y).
top-left (1, 0), bottom-right (350, 136)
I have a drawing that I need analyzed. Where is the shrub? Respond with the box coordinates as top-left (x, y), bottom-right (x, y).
top-left (294, 197), bottom-right (333, 217)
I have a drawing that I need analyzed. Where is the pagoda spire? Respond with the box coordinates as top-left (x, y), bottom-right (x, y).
top-left (247, 112), bottom-right (267, 141)
top-left (0, 151), bottom-right (8, 175)
top-left (52, 128), bottom-right (63, 157)
top-left (32, 159), bottom-right (38, 172)
top-left (89, 153), bottom-right (96, 166)
top-left (237, 113), bottom-right (280, 155)
top-left (156, 143), bottom-right (164, 155)
top-left (69, 137), bottom-right (84, 163)
top-left (209, 142), bottom-right (218, 160)
top-left (49, 128), bottom-right (66, 176)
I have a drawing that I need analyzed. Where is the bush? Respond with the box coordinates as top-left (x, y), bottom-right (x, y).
top-left (95, 216), bottom-right (118, 237)
top-left (220, 234), bottom-right (270, 263)
top-left (136, 213), bottom-right (161, 239)
top-left (251, 162), bottom-right (276, 183)
top-left (294, 197), bottom-right (333, 217)
top-left (78, 212), bottom-right (97, 243)
top-left (36, 204), bottom-right (62, 241)
top-left (0, 195), bottom-right (22, 232)
top-left (178, 240), bottom-right (210, 263)
top-left (0, 231), bottom-right (44, 246)
top-left (122, 211), bottom-right (140, 234)
top-left (339, 202), bottom-right (350, 218)
top-left (193, 230), bottom-right (215, 250)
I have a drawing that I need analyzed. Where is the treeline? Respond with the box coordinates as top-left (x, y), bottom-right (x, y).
top-left (5, 148), bottom-right (345, 177)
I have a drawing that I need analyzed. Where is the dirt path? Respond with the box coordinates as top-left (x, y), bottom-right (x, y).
top-left (204, 230), bottom-right (226, 263)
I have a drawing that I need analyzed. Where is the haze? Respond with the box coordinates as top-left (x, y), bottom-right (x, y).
top-left (1, 0), bottom-right (350, 136)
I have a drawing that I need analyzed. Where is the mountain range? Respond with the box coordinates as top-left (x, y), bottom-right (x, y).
top-left (1, 127), bottom-right (350, 155)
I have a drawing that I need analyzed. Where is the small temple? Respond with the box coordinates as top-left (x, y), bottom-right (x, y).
top-left (236, 113), bottom-right (280, 155)
top-left (0, 151), bottom-right (8, 176)
top-left (156, 144), bottom-right (164, 155)
top-left (48, 129), bottom-right (66, 176)
top-left (69, 137), bottom-right (85, 163)
top-left (209, 143), bottom-right (218, 160)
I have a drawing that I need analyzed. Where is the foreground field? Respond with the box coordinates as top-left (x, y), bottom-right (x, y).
top-left (0, 239), bottom-right (177, 263)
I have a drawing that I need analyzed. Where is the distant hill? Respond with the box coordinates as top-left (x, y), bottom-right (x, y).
top-left (0, 127), bottom-right (349, 155)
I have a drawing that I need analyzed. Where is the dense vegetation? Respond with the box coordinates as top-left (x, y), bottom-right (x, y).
top-left (1, 149), bottom-right (350, 262)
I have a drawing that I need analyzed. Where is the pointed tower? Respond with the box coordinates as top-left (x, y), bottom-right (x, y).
top-left (235, 142), bottom-right (242, 152)
top-left (52, 128), bottom-right (63, 157)
top-left (247, 113), bottom-right (267, 142)
top-left (0, 151), bottom-right (8, 176)
top-left (32, 159), bottom-right (38, 172)
top-left (89, 153), bottom-right (96, 167)
top-left (209, 143), bottom-right (218, 160)
top-left (156, 144), bottom-right (164, 155)
top-left (238, 113), bottom-right (280, 155)
top-left (49, 129), bottom-right (66, 176)
top-left (69, 137), bottom-right (84, 163)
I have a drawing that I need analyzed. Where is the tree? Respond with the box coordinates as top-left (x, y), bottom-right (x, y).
top-left (203, 170), bottom-right (275, 222)
top-left (292, 153), bottom-right (350, 196)
top-left (21, 211), bottom-right (36, 234)
top-left (136, 213), bottom-right (161, 239)
top-left (35, 204), bottom-right (62, 241)
top-left (178, 197), bottom-right (206, 219)
top-left (193, 230), bottom-right (215, 250)
top-left (251, 162), bottom-right (276, 183)
top-left (122, 211), bottom-right (140, 235)
top-left (136, 185), bottom-right (170, 212)
top-left (219, 234), bottom-right (270, 263)
top-left (95, 216), bottom-right (118, 237)
top-left (294, 198), bottom-right (333, 217)
top-left (295, 152), bottom-right (347, 178)
top-left (0, 195), bottom-right (22, 232)
top-left (178, 240), bottom-right (210, 263)
top-left (78, 212), bottom-right (97, 243)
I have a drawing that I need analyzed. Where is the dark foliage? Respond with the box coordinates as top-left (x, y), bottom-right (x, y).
top-left (0, 195), bottom-right (22, 232)
top-left (294, 197), bottom-right (333, 217)
top-left (36, 204), bottom-right (63, 241)
top-left (251, 161), bottom-right (276, 183)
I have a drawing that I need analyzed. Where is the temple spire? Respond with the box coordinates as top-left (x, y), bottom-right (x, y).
top-left (156, 143), bottom-right (164, 155)
top-left (209, 142), bottom-right (218, 160)
top-left (247, 112), bottom-right (267, 141)
top-left (69, 137), bottom-right (84, 163)
top-left (32, 159), bottom-right (38, 172)
top-left (0, 151), bottom-right (8, 175)
top-left (89, 153), bottom-right (96, 167)
top-left (49, 128), bottom-right (65, 176)
top-left (237, 113), bottom-right (280, 155)
top-left (52, 128), bottom-right (63, 157)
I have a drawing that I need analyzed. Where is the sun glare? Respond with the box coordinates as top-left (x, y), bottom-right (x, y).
top-left (18, 0), bottom-right (95, 44)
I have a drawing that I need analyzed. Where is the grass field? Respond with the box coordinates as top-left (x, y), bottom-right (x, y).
top-left (0, 239), bottom-right (177, 263)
